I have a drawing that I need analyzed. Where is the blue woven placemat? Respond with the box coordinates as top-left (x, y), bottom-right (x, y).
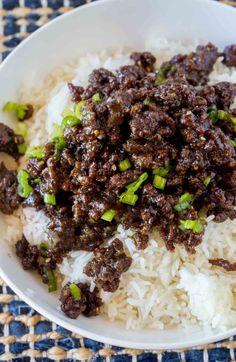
top-left (1, 0), bottom-right (236, 361)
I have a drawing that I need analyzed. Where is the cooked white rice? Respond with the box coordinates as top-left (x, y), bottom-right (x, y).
top-left (2, 38), bottom-right (236, 331)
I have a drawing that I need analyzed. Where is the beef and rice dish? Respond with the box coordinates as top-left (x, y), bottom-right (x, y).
top-left (1, 41), bottom-right (236, 328)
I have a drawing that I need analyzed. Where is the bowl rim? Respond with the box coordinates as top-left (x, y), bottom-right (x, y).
top-left (1, 0), bottom-right (236, 349)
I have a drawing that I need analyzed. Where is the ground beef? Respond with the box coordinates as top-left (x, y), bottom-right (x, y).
top-left (223, 44), bottom-right (236, 67)
top-left (15, 236), bottom-right (40, 270)
top-left (168, 43), bottom-right (218, 85)
top-left (0, 162), bottom-right (21, 214)
top-left (84, 239), bottom-right (132, 292)
top-left (0, 122), bottom-right (24, 159)
top-left (130, 51), bottom-right (156, 72)
top-left (13, 44), bottom-right (236, 319)
top-left (60, 283), bottom-right (102, 319)
top-left (68, 83), bottom-right (84, 103)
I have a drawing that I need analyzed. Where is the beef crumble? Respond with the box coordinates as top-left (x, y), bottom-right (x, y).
top-left (84, 239), bottom-right (132, 292)
top-left (0, 122), bottom-right (24, 159)
top-left (0, 162), bottom-right (21, 214)
top-left (223, 44), bottom-right (236, 67)
top-left (60, 283), bottom-right (102, 319)
top-left (1, 42), bottom-right (236, 319)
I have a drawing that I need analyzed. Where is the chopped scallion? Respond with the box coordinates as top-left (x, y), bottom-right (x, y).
top-left (203, 176), bottom-right (211, 187)
top-left (62, 115), bottom-right (81, 128)
top-left (44, 193), bottom-right (56, 205)
top-left (34, 178), bottom-right (41, 185)
top-left (231, 116), bottom-right (236, 131)
top-left (54, 137), bottom-right (67, 153)
top-left (230, 140), bottom-right (236, 147)
top-left (119, 173), bottom-right (148, 206)
top-left (26, 146), bottom-right (43, 159)
top-left (44, 269), bottom-right (57, 292)
top-left (174, 193), bottom-right (195, 213)
top-left (217, 110), bottom-right (229, 120)
top-left (39, 242), bottom-right (48, 257)
top-left (17, 170), bottom-right (32, 198)
top-left (50, 124), bottom-right (67, 154)
top-left (156, 63), bottom-right (172, 84)
top-left (125, 172), bottom-right (148, 193)
top-left (153, 166), bottom-right (171, 177)
top-left (3, 101), bottom-right (29, 120)
top-left (209, 109), bottom-right (236, 130)
top-left (119, 158), bottom-right (131, 172)
top-left (208, 110), bottom-right (219, 124)
top-left (17, 143), bottom-right (27, 155)
top-left (153, 175), bottom-right (167, 190)
top-left (61, 107), bottom-right (75, 118)
top-left (179, 219), bottom-right (204, 234)
top-left (119, 192), bottom-right (138, 206)
top-left (92, 93), bottom-right (101, 102)
top-left (74, 100), bottom-right (86, 119)
top-left (179, 192), bottom-right (194, 203)
top-left (101, 209), bottom-right (116, 222)
top-left (143, 98), bottom-right (150, 106)
top-left (69, 283), bottom-right (81, 300)
top-left (174, 201), bottom-right (191, 212)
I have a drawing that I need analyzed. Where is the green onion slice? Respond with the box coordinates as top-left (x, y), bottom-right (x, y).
top-left (50, 124), bottom-right (67, 154)
top-left (174, 193), bottom-right (195, 213)
top-left (17, 143), bottom-right (27, 155)
top-left (119, 173), bottom-right (148, 206)
top-left (74, 100), bottom-right (86, 119)
top-left (34, 178), bottom-right (41, 185)
top-left (17, 170), bottom-right (33, 198)
top-left (69, 283), bottom-right (81, 300)
top-left (217, 110), bottom-right (229, 120)
top-left (61, 107), bottom-right (75, 118)
top-left (156, 63), bottom-right (173, 84)
top-left (119, 159), bottom-right (131, 172)
top-left (153, 175), bottom-right (167, 190)
top-left (179, 219), bottom-right (204, 234)
top-left (209, 109), bottom-right (236, 130)
top-left (62, 115), bottom-right (81, 128)
top-left (101, 209), bottom-right (116, 222)
top-left (39, 242), bottom-right (48, 257)
top-left (230, 140), bottom-right (236, 148)
top-left (44, 193), bottom-right (56, 205)
top-left (174, 201), bottom-right (191, 213)
top-left (54, 137), bottom-right (67, 153)
top-left (125, 172), bottom-right (148, 193)
top-left (153, 165), bottom-right (171, 177)
top-left (26, 146), bottom-right (43, 159)
top-left (203, 176), bottom-right (211, 187)
top-left (44, 269), bottom-right (57, 292)
top-left (231, 116), bottom-right (236, 131)
top-left (92, 93), bottom-right (101, 102)
top-left (119, 192), bottom-right (138, 206)
top-left (179, 192), bottom-right (195, 203)
top-left (143, 98), bottom-right (150, 106)
top-left (208, 111), bottom-right (218, 124)
top-left (3, 101), bottom-right (29, 120)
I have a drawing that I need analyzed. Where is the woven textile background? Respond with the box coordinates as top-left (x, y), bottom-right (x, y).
top-left (1, 0), bottom-right (236, 361)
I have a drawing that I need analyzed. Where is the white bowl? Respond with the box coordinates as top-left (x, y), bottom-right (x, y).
top-left (1, 0), bottom-right (236, 350)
